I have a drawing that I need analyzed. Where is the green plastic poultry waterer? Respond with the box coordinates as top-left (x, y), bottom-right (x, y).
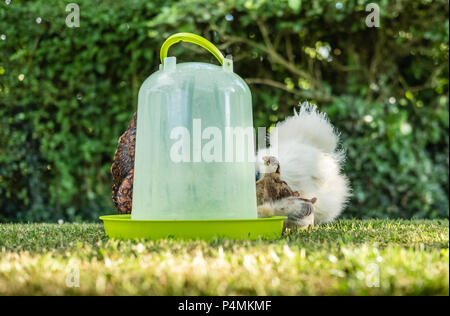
top-left (101, 33), bottom-right (286, 240)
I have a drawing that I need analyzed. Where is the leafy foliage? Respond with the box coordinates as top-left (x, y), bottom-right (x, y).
top-left (0, 0), bottom-right (448, 221)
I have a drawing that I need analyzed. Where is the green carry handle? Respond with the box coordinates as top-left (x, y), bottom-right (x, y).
top-left (160, 33), bottom-right (225, 65)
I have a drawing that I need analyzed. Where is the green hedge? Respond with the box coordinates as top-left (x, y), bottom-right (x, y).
top-left (0, 0), bottom-right (448, 222)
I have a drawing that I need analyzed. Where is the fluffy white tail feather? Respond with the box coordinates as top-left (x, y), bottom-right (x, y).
top-left (271, 102), bottom-right (340, 154)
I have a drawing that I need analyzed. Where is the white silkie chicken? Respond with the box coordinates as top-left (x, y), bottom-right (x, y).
top-left (256, 103), bottom-right (351, 227)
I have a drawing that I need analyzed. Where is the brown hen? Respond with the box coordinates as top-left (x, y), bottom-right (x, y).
top-left (111, 112), bottom-right (136, 214)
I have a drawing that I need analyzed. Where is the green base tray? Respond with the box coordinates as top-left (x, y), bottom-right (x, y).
top-left (100, 214), bottom-right (287, 240)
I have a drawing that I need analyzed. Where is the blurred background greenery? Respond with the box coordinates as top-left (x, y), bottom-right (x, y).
top-left (0, 0), bottom-right (448, 222)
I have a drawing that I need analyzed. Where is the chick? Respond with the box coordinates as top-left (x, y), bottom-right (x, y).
top-left (256, 156), bottom-right (316, 230)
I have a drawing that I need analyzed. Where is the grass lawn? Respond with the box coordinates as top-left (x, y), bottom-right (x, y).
top-left (0, 219), bottom-right (448, 295)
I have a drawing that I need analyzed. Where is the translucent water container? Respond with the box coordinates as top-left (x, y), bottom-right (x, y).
top-left (131, 33), bottom-right (257, 220)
